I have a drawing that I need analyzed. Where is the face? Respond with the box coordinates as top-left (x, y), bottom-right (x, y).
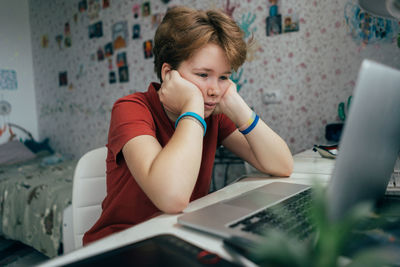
top-left (177, 43), bottom-right (232, 118)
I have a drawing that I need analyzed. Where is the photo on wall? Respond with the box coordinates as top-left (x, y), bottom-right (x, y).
top-left (266, 14), bottom-right (282, 36)
top-left (112, 21), bottom-right (128, 50)
top-left (59, 71), bottom-right (68, 86)
top-left (283, 14), bottom-right (299, 33)
top-left (118, 66), bottom-right (129, 83)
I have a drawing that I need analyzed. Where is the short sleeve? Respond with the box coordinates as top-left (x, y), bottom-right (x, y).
top-left (108, 97), bottom-right (156, 163)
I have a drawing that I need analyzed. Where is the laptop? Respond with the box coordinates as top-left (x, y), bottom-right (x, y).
top-left (178, 59), bottom-right (400, 243)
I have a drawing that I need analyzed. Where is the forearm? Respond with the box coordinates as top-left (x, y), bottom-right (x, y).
top-left (222, 93), bottom-right (293, 176)
top-left (146, 119), bottom-right (204, 212)
top-left (242, 120), bottom-right (293, 176)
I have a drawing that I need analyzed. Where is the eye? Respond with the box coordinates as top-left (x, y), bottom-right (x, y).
top-left (196, 73), bottom-right (208, 78)
top-left (219, 75), bottom-right (228, 80)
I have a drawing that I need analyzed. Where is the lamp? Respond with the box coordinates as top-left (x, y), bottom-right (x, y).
top-left (358, 0), bottom-right (400, 19)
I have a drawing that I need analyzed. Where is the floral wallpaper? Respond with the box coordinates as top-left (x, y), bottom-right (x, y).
top-left (29, 0), bottom-right (400, 160)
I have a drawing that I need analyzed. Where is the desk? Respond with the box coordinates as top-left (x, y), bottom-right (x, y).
top-left (39, 149), bottom-right (335, 266)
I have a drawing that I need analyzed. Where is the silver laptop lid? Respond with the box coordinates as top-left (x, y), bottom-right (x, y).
top-left (327, 59), bottom-right (400, 220)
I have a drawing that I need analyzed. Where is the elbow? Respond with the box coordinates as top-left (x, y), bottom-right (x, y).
top-left (279, 156), bottom-right (294, 177)
top-left (156, 194), bottom-right (190, 214)
top-left (262, 155), bottom-right (294, 177)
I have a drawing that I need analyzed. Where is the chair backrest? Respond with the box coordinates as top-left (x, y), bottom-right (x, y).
top-left (72, 146), bottom-right (107, 249)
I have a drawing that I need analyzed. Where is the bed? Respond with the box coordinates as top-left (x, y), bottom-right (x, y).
top-left (0, 139), bottom-right (77, 258)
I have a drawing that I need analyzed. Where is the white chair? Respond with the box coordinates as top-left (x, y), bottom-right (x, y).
top-left (71, 146), bottom-right (107, 250)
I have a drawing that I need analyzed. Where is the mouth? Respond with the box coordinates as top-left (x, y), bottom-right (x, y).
top-left (204, 102), bottom-right (217, 110)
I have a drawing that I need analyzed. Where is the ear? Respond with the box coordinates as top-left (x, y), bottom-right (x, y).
top-left (161, 63), bottom-right (172, 82)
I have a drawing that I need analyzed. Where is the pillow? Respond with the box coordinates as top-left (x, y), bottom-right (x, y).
top-left (0, 140), bottom-right (36, 165)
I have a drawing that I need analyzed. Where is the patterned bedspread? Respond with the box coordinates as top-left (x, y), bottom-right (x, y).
top-left (0, 155), bottom-right (77, 257)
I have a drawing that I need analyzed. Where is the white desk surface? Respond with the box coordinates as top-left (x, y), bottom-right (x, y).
top-left (39, 150), bottom-right (335, 267)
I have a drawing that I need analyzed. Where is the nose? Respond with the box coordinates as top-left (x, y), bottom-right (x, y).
top-left (207, 79), bottom-right (220, 97)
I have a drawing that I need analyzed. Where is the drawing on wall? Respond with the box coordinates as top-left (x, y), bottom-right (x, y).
top-left (59, 72), bottom-right (68, 86)
top-left (0, 70), bottom-right (18, 90)
top-left (222, 0), bottom-right (239, 18)
top-left (112, 21), bottom-right (128, 50)
top-left (344, 0), bottom-right (400, 46)
top-left (89, 21), bottom-right (103, 38)
top-left (143, 40), bottom-right (153, 58)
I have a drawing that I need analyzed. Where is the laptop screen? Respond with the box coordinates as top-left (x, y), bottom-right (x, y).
top-left (327, 59), bottom-right (400, 220)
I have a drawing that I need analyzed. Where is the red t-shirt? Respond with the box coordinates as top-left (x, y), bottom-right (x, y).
top-left (83, 83), bottom-right (237, 245)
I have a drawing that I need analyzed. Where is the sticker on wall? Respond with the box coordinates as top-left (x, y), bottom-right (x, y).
top-left (118, 66), bottom-right (129, 83)
top-left (78, 0), bottom-right (87, 12)
top-left (132, 24), bottom-right (140, 39)
top-left (152, 13), bottom-right (164, 29)
top-left (0, 100), bottom-right (11, 116)
top-left (88, 0), bottom-right (101, 21)
top-left (142, 2), bottom-right (151, 17)
top-left (105, 42), bottom-right (113, 57)
top-left (64, 22), bottom-right (72, 47)
top-left (109, 71), bottom-right (116, 83)
top-left (107, 58), bottom-right (113, 70)
top-left (283, 14), bottom-right (299, 33)
top-left (97, 47), bottom-right (105, 61)
top-left (0, 70), bottom-right (18, 90)
top-left (103, 0), bottom-right (110, 9)
top-left (143, 40), bottom-right (153, 59)
top-left (266, 0), bottom-right (282, 36)
top-left (55, 34), bottom-right (63, 49)
top-left (132, 4), bottom-right (140, 19)
top-left (116, 52), bottom-right (127, 68)
top-left (112, 21), bottom-right (128, 50)
top-left (76, 64), bottom-right (85, 79)
top-left (41, 35), bottom-right (49, 48)
top-left (89, 21), bottom-right (103, 38)
top-left (59, 72), bottom-right (68, 86)
top-left (73, 14), bottom-right (79, 24)
top-left (398, 33), bottom-right (400, 48)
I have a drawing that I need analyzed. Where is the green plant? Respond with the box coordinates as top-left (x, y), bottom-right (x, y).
top-left (250, 183), bottom-right (400, 267)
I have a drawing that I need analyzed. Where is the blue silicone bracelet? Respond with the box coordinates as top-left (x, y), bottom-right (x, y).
top-left (175, 112), bottom-right (207, 136)
top-left (239, 114), bottom-right (259, 135)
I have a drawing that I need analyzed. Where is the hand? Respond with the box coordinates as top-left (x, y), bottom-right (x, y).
top-left (159, 70), bottom-right (204, 116)
top-left (214, 80), bottom-right (252, 126)
top-left (214, 79), bottom-right (240, 116)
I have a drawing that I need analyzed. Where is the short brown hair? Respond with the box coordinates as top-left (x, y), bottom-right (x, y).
top-left (153, 6), bottom-right (247, 81)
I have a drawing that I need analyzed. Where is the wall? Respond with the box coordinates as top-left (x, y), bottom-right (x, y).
top-left (28, 0), bottom-right (400, 158)
top-left (0, 0), bottom-right (38, 143)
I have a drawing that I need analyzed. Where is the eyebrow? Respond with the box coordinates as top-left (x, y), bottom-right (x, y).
top-left (193, 68), bottom-right (232, 75)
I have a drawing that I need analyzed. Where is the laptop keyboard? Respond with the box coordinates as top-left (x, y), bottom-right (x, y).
top-left (229, 189), bottom-right (314, 240)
